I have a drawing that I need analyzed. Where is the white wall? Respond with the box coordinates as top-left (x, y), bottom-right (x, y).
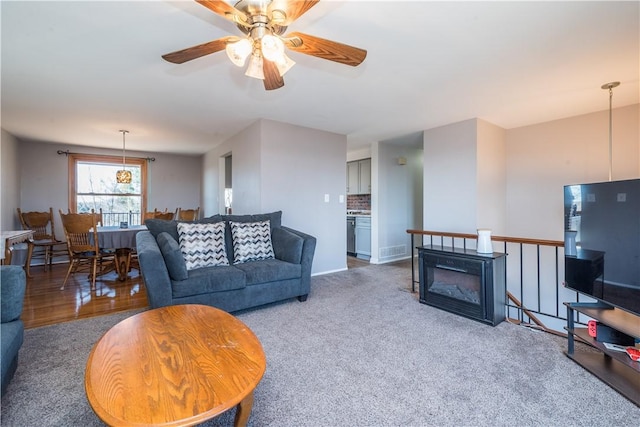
top-left (202, 119), bottom-right (348, 275)
top-left (505, 104), bottom-right (639, 240)
top-left (1, 129), bottom-right (21, 230)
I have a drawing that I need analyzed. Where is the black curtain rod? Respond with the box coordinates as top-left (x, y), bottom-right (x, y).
top-left (56, 149), bottom-right (155, 162)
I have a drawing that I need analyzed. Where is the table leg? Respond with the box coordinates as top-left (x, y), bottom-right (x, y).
top-left (25, 242), bottom-right (35, 278)
top-left (234, 391), bottom-right (254, 427)
top-left (114, 248), bottom-right (131, 282)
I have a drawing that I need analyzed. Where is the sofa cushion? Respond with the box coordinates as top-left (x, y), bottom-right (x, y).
top-left (222, 211), bottom-right (282, 229)
top-left (272, 227), bottom-right (304, 264)
top-left (157, 232), bottom-right (188, 281)
top-left (145, 214), bottom-right (223, 241)
top-left (177, 222), bottom-right (229, 270)
top-left (221, 211), bottom-right (281, 262)
top-left (233, 258), bottom-right (302, 286)
top-left (230, 220), bottom-right (275, 264)
top-left (171, 265), bottom-right (246, 298)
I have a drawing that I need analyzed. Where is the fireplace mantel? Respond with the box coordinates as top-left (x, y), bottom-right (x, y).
top-left (417, 246), bottom-right (506, 326)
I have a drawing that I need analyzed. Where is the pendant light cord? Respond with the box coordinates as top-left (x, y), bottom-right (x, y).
top-left (120, 130), bottom-right (129, 169)
top-left (608, 87), bottom-right (613, 182)
top-left (601, 82), bottom-right (619, 182)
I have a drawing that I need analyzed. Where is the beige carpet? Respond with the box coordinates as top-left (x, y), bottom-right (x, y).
top-left (2, 261), bottom-right (638, 426)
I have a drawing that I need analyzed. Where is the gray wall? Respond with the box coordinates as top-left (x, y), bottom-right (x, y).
top-left (505, 104), bottom-right (639, 240)
top-left (423, 119), bottom-right (483, 233)
top-left (1, 137), bottom-right (202, 235)
top-left (373, 138), bottom-right (423, 263)
top-left (1, 130), bottom-right (21, 230)
top-left (202, 119), bottom-right (347, 275)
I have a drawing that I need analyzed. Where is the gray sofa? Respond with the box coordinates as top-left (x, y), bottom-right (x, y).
top-left (1, 265), bottom-right (26, 396)
top-left (136, 211), bottom-right (316, 312)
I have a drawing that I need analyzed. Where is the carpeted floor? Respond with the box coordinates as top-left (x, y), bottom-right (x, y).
top-left (2, 261), bottom-right (639, 426)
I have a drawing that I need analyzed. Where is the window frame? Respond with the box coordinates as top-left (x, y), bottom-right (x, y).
top-left (68, 153), bottom-right (148, 220)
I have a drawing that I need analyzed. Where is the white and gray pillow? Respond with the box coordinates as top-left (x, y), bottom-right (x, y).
top-left (177, 222), bottom-right (229, 270)
top-left (230, 220), bottom-right (274, 264)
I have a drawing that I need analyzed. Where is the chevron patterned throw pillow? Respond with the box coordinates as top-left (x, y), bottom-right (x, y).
top-left (230, 220), bottom-right (275, 264)
top-left (177, 222), bottom-right (229, 270)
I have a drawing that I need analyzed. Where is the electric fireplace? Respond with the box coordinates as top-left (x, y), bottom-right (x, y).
top-left (418, 246), bottom-right (506, 326)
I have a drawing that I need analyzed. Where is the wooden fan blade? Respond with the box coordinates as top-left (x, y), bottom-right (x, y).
top-left (196, 0), bottom-right (248, 25)
top-left (263, 59), bottom-right (285, 91)
top-left (162, 37), bottom-right (235, 64)
top-left (279, 0), bottom-right (320, 25)
top-left (284, 32), bottom-right (367, 67)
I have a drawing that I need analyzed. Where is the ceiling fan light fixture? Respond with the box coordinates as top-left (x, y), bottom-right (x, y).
top-left (275, 53), bottom-right (295, 77)
top-left (225, 38), bottom-right (252, 67)
top-left (245, 53), bottom-right (265, 79)
top-left (261, 34), bottom-right (285, 62)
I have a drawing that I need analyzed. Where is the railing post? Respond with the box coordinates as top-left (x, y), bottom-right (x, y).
top-left (410, 233), bottom-right (415, 293)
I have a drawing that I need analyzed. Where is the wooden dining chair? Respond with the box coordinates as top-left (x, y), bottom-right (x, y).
top-left (152, 209), bottom-right (175, 221)
top-left (17, 207), bottom-right (68, 277)
top-left (175, 207), bottom-right (200, 221)
top-left (59, 210), bottom-right (114, 290)
top-left (90, 208), bottom-right (104, 226)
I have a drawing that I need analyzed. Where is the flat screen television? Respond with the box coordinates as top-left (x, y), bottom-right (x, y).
top-left (564, 178), bottom-right (640, 316)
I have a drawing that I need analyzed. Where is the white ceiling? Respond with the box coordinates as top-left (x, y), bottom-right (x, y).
top-left (2, 1), bottom-right (639, 156)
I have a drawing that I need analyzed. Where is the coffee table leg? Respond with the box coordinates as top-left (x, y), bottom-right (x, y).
top-left (234, 391), bottom-right (254, 427)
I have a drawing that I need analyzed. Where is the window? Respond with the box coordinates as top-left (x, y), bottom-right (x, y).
top-left (69, 154), bottom-right (147, 226)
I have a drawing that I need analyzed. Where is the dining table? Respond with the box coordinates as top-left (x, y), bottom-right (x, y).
top-left (95, 225), bottom-right (146, 281)
top-left (1, 230), bottom-right (34, 267)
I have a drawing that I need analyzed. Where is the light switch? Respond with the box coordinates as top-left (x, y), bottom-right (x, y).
top-left (324, 194), bottom-right (330, 203)
top-left (617, 193), bottom-right (626, 202)
top-left (339, 195), bottom-right (344, 203)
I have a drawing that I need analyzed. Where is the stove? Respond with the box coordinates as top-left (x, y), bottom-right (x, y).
top-left (346, 210), bottom-right (370, 215)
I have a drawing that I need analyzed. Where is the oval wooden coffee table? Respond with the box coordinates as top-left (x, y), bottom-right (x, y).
top-left (85, 304), bottom-right (266, 426)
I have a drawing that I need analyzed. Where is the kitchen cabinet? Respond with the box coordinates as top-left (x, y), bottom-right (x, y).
top-left (347, 162), bottom-right (359, 195)
top-left (355, 216), bottom-right (371, 260)
top-left (346, 158), bottom-right (371, 195)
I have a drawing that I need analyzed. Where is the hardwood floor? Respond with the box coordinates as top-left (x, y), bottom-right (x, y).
top-left (22, 262), bottom-right (149, 330)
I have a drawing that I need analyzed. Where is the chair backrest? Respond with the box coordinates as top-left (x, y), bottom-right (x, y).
top-left (90, 208), bottom-right (103, 226)
top-left (143, 209), bottom-right (174, 221)
top-left (175, 207), bottom-right (200, 221)
top-left (17, 207), bottom-right (58, 241)
top-left (154, 210), bottom-right (175, 220)
top-left (143, 211), bottom-right (156, 221)
top-left (59, 210), bottom-right (99, 254)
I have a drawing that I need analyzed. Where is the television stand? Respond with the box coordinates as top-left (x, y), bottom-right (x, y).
top-left (564, 302), bottom-right (640, 407)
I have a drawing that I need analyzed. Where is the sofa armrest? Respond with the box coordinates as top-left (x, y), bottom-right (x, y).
top-left (280, 226), bottom-right (316, 295)
top-left (272, 227), bottom-right (304, 264)
top-left (0, 266), bottom-right (26, 323)
top-left (136, 231), bottom-right (173, 308)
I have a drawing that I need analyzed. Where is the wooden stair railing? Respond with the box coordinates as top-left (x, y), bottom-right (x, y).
top-left (407, 229), bottom-right (566, 333)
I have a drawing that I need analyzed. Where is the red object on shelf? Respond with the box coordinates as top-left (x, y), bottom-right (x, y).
top-left (588, 320), bottom-right (597, 337)
top-left (626, 347), bottom-right (640, 362)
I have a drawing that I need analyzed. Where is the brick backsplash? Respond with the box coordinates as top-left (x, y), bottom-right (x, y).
top-left (347, 194), bottom-right (371, 210)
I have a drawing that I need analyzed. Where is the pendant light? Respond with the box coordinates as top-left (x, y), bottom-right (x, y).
top-left (116, 130), bottom-right (132, 184)
top-left (601, 81), bottom-right (620, 182)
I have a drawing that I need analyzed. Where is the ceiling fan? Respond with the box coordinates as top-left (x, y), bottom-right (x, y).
top-left (162, 0), bottom-right (367, 90)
